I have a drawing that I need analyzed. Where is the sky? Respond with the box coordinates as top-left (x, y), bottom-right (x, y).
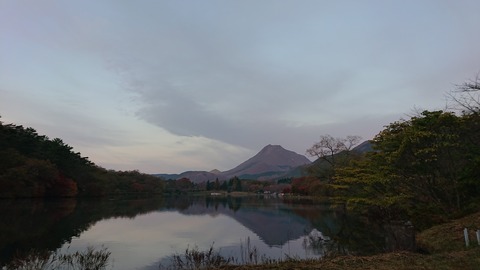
top-left (1, 1), bottom-right (480, 174)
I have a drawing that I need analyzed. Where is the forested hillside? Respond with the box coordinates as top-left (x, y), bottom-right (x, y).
top-left (337, 110), bottom-right (480, 228)
top-left (0, 118), bottom-right (163, 198)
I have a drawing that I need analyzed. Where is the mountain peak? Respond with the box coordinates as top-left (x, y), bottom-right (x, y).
top-left (259, 144), bottom-right (284, 154)
top-left (263, 144), bottom-right (283, 149)
top-left (222, 144), bottom-right (311, 179)
top-left (209, 169), bottom-right (221, 174)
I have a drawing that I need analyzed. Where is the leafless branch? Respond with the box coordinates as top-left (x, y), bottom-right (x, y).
top-left (446, 75), bottom-right (480, 114)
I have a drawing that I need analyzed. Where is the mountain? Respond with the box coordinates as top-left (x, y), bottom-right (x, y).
top-left (221, 144), bottom-right (311, 180)
top-left (352, 140), bottom-right (373, 153)
top-left (209, 169), bottom-right (222, 174)
top-left (155, 171), bottom-right (220, 182)
top-left (155, 144), bottom-right (311, 182)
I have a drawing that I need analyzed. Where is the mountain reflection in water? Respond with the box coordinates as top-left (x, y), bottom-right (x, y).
top-left (0, 196), bottom-right (385, 269)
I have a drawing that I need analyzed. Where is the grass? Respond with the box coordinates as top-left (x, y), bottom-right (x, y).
top-left (217, 250), bottom-right (480, 270)
top-left (159, 244), bottom-right (234, 270)
top-left (159, 239), bottom-right (276, 270)
top-left (416, 210), bottom-right (480, 253)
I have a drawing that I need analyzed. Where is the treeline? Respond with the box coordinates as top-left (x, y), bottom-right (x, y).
top-left (294, 80), bottom-right (480, 229)
top-left (0, 119), bottom-right (164, 198)
top-left (164, 177), bottom-right (253, 194)
top-left (163, 176), bottom-right (293, 195)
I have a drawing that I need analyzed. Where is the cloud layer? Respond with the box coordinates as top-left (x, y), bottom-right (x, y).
top-left (1, 1), bottom-right (480, 172)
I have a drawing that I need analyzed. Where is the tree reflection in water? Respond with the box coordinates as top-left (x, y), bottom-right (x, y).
top-left (0, 197), bottom-right (164, 266)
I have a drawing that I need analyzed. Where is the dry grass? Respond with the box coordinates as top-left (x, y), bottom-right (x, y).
top-left (417, 210), bottom-right (480, 253)
top-left (216, 249), bottom-right (480, 270)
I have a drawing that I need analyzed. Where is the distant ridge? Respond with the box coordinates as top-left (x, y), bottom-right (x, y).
top-left (155, 170), bottom-right (220, 182)
top-left (155, 145), bottom-right (311, 182)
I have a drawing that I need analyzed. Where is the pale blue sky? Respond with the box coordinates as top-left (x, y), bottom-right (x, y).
top-left (1, 1), bottom-right (479, 173)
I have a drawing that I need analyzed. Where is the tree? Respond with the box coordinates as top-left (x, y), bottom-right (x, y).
top-left (447, 75), bottom-right (480, 114)
top-left (176, 178), bottom-right (194, 192)
top-left (47, 174), bottom-right (78, 197)
top-left (0, 158), bottom-right (59, 198)
top-left (220, 180), bottom-right (228, 191)
top-left (228, 176), bottom-right (242, 192)
top-left (306, 134), bottom-right (361, 182)
top-left (307, 135), bottom-right (362, 164)
top-left (376, 111), bottom-right (470, 211)
top-left (334, 152), bottom-right (409, 221)
top-left (206, 180), bottom-right (211, 191)
top-left (214, 178), bottom-right (220, 190)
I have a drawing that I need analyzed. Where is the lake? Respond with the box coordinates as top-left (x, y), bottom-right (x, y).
top-left (0, 196), bottom-right (385, 269)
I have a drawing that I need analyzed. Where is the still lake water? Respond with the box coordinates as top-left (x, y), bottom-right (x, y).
top-left (0, 196), bottom-right (385, 269)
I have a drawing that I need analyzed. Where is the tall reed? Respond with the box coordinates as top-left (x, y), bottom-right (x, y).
top-left (2, 246), bottom-right (111, 270)
top-left (160, 244), bottom-right (233, 270)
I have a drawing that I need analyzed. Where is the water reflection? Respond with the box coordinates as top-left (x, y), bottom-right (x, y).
top-left (0, 197), bottom-right (164, 266)
top-left (0, 196), bottom-right (385, 269)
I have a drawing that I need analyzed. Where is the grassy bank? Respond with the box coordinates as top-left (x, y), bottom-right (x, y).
top-left (219, 210), bottom-right (480, 270)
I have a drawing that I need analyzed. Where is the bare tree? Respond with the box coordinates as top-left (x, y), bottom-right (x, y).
top-left (447, 75), bottom-right (480, 114)
top-left (306, 134), bottom-right (362, 167)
